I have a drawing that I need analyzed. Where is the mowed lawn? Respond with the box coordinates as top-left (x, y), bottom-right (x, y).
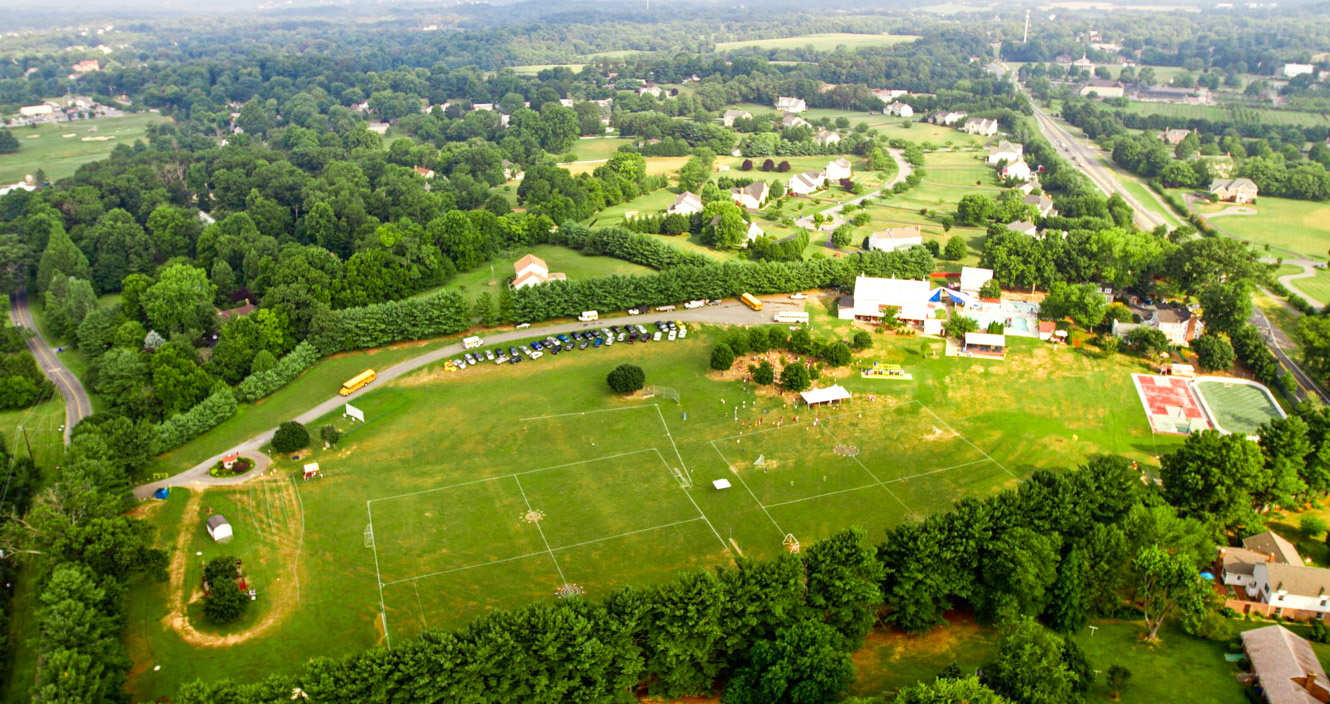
top-left (1194, 196), bottom-right (1330, 261)
top-left (1288, 268), bottom-right (1330, 305)
top-left (126, 305), bottom-right (1174, 698)
top-left (0, 113), bottom-right (172, 182)
top-left (561, 137), bottom-right (633, 162)
top-left (445, 244), bottom-right (655, 301)
top-left (714, 33), bottom-right (919, 52)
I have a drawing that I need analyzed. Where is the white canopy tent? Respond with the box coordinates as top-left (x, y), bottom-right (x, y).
top-left (801, 385), bottom-right (852, 406)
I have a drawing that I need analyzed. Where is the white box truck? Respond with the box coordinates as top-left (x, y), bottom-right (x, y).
top-left (463, 336), bottom-right (484, 349)
top-left (579, 310), bottom-right (599, 322)
top-left (684, 299), bottom-right (705, 309)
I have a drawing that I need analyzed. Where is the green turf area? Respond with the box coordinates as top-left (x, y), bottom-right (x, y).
top-left (714, 33), bottom-right (919, 53)
top-left (444, 244), bottom-right (655, 302)
top-left (560, 137), bottom-right (633, 162)
top-left (509, 64), bottom-right (585, 76)
top-left (1112, 171), bottom-right (1185, 229)
top-left (0, 113), bottom-right (172, 183)
top-left (125, 300), bottom-right (1182, 697)
top-left (1189, 195), bottom-right (1330, 261)
top-left (1287, 268), bottom-right (1330, 305)
top-left (0, 394), bottom-right (66, 470)
top-left (1193, 378), bottom-right (1285, 435)
top-left (1122, 102), bottom-right (1329, 129)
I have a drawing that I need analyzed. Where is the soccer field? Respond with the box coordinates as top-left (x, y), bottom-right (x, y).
top-left (1192, 378), bottom-right (1285, 435)
top-left (126, 327), bottom-right (1169, 699)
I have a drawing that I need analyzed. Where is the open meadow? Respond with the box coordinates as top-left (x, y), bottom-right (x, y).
top-left (0, 113), bottom-right (172, 183)
top-left (1190, 194), bottom-right (1330, 261)
top-left (714, 33), bottom-right (920, 53)
top-left (124, 306), bottom-right (1178, 699)
top-left (1121, 102), bottom-right (1328, 129)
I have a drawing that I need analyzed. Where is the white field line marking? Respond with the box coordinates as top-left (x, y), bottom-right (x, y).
top-left (819, 427), bottom-right (911, 513)
top-left (513, 475), bottom-right (567, 584)
top-left (413, 581), bottom-right (429, 632)
top-left (655, 404), bottom-right (691, 482)
top-left (381, 517), bottom-right (709, 587)
top-left (759, 458), bottom-right (996, 510)
top-left (519, 405), bottom-right (654, 422)
top-left (290, 476), bottom-right (307, 604)
top-left (916, 404), bottom-right (1017, 479)
top-left (366, 501), bottom-right (390, 649)
top-left (650, 448), bottom-right (734, 557)
top-left (708, 440), bottom-right (785, 537)
top-left (368, 449), bottom-right (658, 505)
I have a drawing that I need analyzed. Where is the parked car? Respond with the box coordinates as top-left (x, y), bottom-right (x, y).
top-left (653, 331), bottom-right (662, 341)
top-left (558, 334), bottom-right (570, 343)
top-left (578, 340), bottom-right (590, 350)
top-left (678, 327), bottom-right (688, 338)
top-left (668, 330), bottom-right (677, 341)
top-left (530, 342), bottom-right (542, 351)
top-left (515, 322), bottom-right (531, 329)
top-left (604, 336), bottom-right (613, 346)
top-left (549, 345), bottom-right (561, 355)
top-left (464, 353), bottom-right (477, 365)
top-left (636, 325), bottom-right (648, 335)
top-left (510, 353), bottom-right (522, 364)
top-left (707, 299), bottom-right (722, 306)
top-left (628, 308), bottom-right (641, 315)
top-left (789, 293), bottom-right (807, 300)
top-left (531, 350), bottom-right (544, 359)
top-left (484, 348), bottom-right (495, 361)
top-left (593, 337), bottom-right (603, 348)
top-left (508, 346), bottom-right (520, 357)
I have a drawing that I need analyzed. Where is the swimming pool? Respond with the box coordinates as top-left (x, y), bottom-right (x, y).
top-left (969, 314), bottom-right (1035, 335)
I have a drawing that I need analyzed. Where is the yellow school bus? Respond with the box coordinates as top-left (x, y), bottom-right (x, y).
top-left (740, 292), bottom-right (763, 311)
top-left (340, 369), bottom-right (377, 396)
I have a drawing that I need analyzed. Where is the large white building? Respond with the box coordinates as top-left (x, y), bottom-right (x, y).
top-left (824, 158), bottom-right (853, 181)
top-left (1283, 63), bottom-right (1315, 78)
top-left (512, 254), bottom-right (567, 290)
top-left (867, 226), bottom-right (923, 252)
top-left (788, 171), bottom-right (825, 196)
top-left (774, 96), bottom-right (807, 113)
top-left (837, 276), bottom-right (941, 334)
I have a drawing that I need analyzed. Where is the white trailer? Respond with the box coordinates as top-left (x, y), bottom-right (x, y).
top-left (774, 311), bottom-right (810, 324)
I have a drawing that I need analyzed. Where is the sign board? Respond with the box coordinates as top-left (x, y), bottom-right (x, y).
top-left (344, 404), bottom-right (365, 423)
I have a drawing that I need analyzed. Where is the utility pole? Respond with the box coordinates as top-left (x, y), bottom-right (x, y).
top-left (1023, 10), bottom-right (1031, 43)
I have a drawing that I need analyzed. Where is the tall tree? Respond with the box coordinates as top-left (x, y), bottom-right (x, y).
top-left (803, 527), bottom-right (884, 648)
top-left (1133, 545), bottom-right (1209, 641)
top-left (722, 620), bottom-right (854, 704)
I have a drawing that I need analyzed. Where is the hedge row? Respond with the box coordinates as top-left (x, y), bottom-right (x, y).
top-left (311, 289), bottom-right (472, 355)
top-left (559, 222), bottom-right (712, 269)
top-left (152, 386), bottom-right (238, 454)
top-left (236, 341), bottom-right (321, 402)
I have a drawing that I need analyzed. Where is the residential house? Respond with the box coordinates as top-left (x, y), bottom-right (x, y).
top-left (825, 158), bottom-right (853, 181)
top-left (962, 117), bottom-right (999, 137)
top-left (814, 129), bottom-right (842, 146)
top-left (1210, 178), bottom-right (1259, 204)
top-left (730, 181), bottom-right (769, 210)
top-left (472, 103), bottom-right (495, 112)
top-left (71, 59), bottom-right (100, 74)
top-left (217, 299), bottom-right (257, 322)
top-left (884, 101), bottom-right (914, 117)
top-left (959, 266), bottom-right (994, 297)
top-left (0, 175), bottom-right (38, 198)
top-left (558, 98), bottom-right (575, 108)
top-left (512, 254), bottom-right (567, 290)
top-left (1078, 78), bottom-right (1125, 99)
top-left (986, 140), bottom-right (1024, 165)
top-left (638, 84), bottom-right (663, 98)
top-left (1113, 303), bottom-right (1203, 346)
top-left (1246, 530), bottom-right (1305, 566)
top-left (501, 159), bottom-right (524, 181)
top-left (999, 159), bottom-right (1033, 182)
top-left (1283, 63), bottom-right (1315, 79)
top-left (744, 221), bottom-right (765, 247)
top-left (667, 191), bottom-right (704, 216)
top-left (928, 110), bottom-right (967, 126)
top-left (413, 166), bottom-right (435, 179)
top-left (780, 113), bottom-right (811, 129)
top-left (871, 88), bottom-right (909, 103)
top-left (1160, 128), bottom-right (1193, 145)
top-left (722, 109), bottom-right (751, 127)
top-left (1072, 54), bottom-right (1096, 70)
top-left (788, 171), bottom-right (826, 196)
top-left (774, 96), bottom-right (807, 113)
top-left (1023, 193), bottom-right (1057, 218)
top-left (867, 226), bottom-right (923, 252)
top-left (1240, 625), bottom-right (1330, 704)
top-left (1006, 220), bottom-right (1038, 236)
top-left (1246, 563), bottom-right (1330, 620)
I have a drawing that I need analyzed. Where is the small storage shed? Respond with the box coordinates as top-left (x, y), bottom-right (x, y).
top-left (206, 514), bottom-right (233, 543)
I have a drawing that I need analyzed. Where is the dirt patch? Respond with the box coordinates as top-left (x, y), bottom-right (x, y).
top-left (392, 365), bottom-right (458, 387)
top-left (161, 478), bottom-right (305, 647)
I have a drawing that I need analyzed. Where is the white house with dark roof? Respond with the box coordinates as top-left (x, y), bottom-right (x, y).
top-left (814, 129), bottom-right (842, 146)
top-left (929, 110), bottom-right (966, 126)
top-left (999, 159), bottom-right (1033, 182)
top-left (884, 101), bottom-right (913, 117)
top-left (744, 221), bottom-right (765, 246)
top-left (1023, 193), bottom-right (1057, 218)
top-left (1006, 220), bottom-right (1038, 236)
top-left (780, 113), bottom-right (811, 129)
top-left (962, 117), bottom-right (999, 137)
top-left (774, 96), bottom-right (807, 113)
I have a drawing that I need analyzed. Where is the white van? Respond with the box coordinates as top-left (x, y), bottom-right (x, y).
top-left (463, 336), bottom-right (483, 349)
top-left (684, 300), bottom-right (705, 309)
top-left (578, 310), bottom-right (599, 322)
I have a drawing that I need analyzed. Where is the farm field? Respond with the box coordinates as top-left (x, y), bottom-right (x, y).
top-left (561, 136), bottom-right (633, 162)
top-left (1190, 195), bottom-right (1330, 261)
top-left (714, 33), bottom-right (919, 53)
top-left (509, 64), bottom-right (585, 76)
top-left (125, 307), bottom-right (1177, 698)
top-left (0, 113), bottom-right (172, 183)
top-left (1121, 101), bottom-right (1328, 128)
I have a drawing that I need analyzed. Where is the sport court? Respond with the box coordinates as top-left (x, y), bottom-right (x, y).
top-left (1131, 374), bottom-right (1210, 435)
top-left (363, 407), bottom-right (729, 645)
top-left (1193, 377), bottom-right (1286, 435)
top-left (709, 400), bottom-right (1017, 541)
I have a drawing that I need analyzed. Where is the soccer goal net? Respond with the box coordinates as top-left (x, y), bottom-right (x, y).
top-left (648, 385), bottom-right (680, 403)
top-left (364, 524), bottom-right (374, 549)
top-left (670, 465), bottom-right (692, 489)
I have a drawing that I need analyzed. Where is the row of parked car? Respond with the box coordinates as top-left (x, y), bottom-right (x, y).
top-left (449, 321), bottom-right (689, 370)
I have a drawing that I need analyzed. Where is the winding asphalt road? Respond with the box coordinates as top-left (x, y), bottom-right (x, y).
top-left (9, 289), bottom-right (91, 443)
top-left (131, 299), bottom-right (802, 499)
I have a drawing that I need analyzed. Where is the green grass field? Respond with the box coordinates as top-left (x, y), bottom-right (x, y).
top-left (509, 64), bottom-right (585, 76)
top-left (1122, 102), bottom-right (1328, 129)
top-left (122, 302), bottom-right (1179, 698)
top-left (561, 137), bottom-right (633, 162)
top-left (1193, 379), bottom-right (1285, 435)
top-left (1286, 268), bottom-right (1330, 305)
top-left (714, 33), bottom-right (919, 53)
top-left (1191, 195), bottom-right (1330, 261)
top-left (444, 244), bottom-right (655, 302)
top-left (0, 113), bottom-right (172, 183)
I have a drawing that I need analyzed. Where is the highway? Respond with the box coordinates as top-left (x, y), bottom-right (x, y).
top-left (8, 289), bottom-right (92, 443)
